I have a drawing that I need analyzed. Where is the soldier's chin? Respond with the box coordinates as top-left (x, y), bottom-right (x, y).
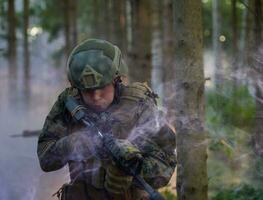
top-left (92, 105), bottom-right (106, 112)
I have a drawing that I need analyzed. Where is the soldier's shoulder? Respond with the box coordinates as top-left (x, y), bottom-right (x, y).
top-left (120, 82), bottom-right (158, 105)
top-left (57, 87), bottom-right (79, 101)
top-left (49, 87), bottom-right (79, 115)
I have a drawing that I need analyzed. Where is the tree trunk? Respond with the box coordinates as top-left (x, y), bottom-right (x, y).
top-left (128, 0), bottom-right (152, 84)
top-left (23, 0), bottom-right (30, 102)
top-left (126, 0), bottom-right (132, 55)
top-left (173, 0), bottom-right (208, 199)
top-left (0, 1), bottom-right (5, 31)
top-left (231, 0), bottom-right (238, 77)
top-left (7, 0), bottom-right (17, 70)
top-left (63, 0), bottom-right (71, 57)
top-left (162, 0), bottom-right (175, 124)
top-left (69, 0), bottom-right (78, 48)
top-left (252, 0), bottom-right (263, 159)
top-left (254, 0), bottom-right (262, 44)
top-left (239, 0), bottom-right (249, 70)
top-left (111, 0), bottom-right (126, 53)
top-left (151, 0), bottom-right (163, 97)
top-left (212, 0), bottom-right (223, 87)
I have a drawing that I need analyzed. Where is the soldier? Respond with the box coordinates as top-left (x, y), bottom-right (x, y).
top-left (37, 39), bottom-right (176, 200)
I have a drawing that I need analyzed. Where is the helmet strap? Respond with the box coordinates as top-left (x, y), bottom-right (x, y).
top-left (113, 77), bottom-right (122, 104)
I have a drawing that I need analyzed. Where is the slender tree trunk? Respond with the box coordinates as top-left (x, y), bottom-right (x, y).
top-left (252, 0), bottom-right (263, 159)
top-left (0, 1), bottom-right (5, 31)
top-left (162, 0), bottom-right (175, 124)
top-left (126, 0), bottom-right (132, 54)
top-left (231, 0), bottom-right (238, 76)
top-left (212, 0), bottom-right (223, 87)
top-left (70, 0), bottom-right (77, 48)
top-left (23, 0), bottom-right (30, 102)
top-left (7, 0), bottom-right (17, 71)
top-left (128, 0), bottom-right (152, 84)
top-left (151, 0), bottom-right (163, 97)
top-left (254, 0), bottom-right (262, 44)
top-left (7, 0), bottom-right (17, 105)
top-left (23, 0), bottom-right (30, 71)
top-left (63, 0), bottom-right (71, 57)
top-left (239, 0), bottom-right (249, 70)
top-left (104, 0), bottom-right (111, 41)
top-left (93, 0), bottom-right (106, 39)
top-left (111, 0), bottom-right (126, 53)
top-left (173, 0), bottom-right (208, 199)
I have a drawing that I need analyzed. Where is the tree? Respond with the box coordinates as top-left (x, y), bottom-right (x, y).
top-left (231, 0), bottom-right (238, 77)
top-left (173, 0), bottom-right (208, 199)
top-left (213, 0), bottom-right (223, 87)
top-left (162, 0), bottom-right (175, 124)
top-left (151, 0), bottom-right (163, 97)
top-left (7, 0), bottom-right (16, 69)
top-left (23, 0), bottom-right (30, 103)
top-left (63, 0), bottom-right (78, 56)
top-left (107, 0), bottom-right (126, 50)
top-left (252, 0), bottom-right (263, 159)
top-left (127, 0), bottom-right (152, 84)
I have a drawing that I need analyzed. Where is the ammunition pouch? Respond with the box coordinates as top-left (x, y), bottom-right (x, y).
top-left (55, 181), bottom-right (110, 200)
top-left (54, 181), bottom-right (89, 200)
top-left (54, 181), bottom-right (149, 200)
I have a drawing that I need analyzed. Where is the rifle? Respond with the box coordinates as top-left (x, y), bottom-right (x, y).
top-left (65, 96), bottom-right (165, 200)
top-left (10, 130), bottom-right (41, 138)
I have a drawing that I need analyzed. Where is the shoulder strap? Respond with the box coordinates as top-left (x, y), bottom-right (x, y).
top-left (120, 82), bottom-right (158, 104)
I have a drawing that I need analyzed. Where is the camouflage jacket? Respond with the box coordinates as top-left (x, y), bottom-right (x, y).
top-left (37, 82), bottom-right (176, 199)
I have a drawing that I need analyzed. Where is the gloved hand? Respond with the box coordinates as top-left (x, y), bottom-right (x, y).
top-left (104, 139), bottom-right (143, 194)
top-left (109, 139), bottom-right (143, 173)
top-left (56, 130), bottom-right (101, 161)
top-left (104, 162), bottom-right (133, 195)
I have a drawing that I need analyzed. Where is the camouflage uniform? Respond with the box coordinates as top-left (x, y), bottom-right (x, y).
top-left (37, 82), bottom-right (176, 200)
top-left (38, 38), bottom-right (176, 200)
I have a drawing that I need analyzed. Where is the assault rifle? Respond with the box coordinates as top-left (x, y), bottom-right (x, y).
top-left (65, 96), bottom-right (165, 200)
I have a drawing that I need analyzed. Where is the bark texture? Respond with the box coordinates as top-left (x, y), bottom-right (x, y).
top-left (173, 1), bottom-right (208, 199)
top-left (252, 0), bottom-right (263, 159)
top-left (128, 0), bottom-right (152, 84)
top-left (63, 0), bottom-right (78, 56)
top-left (7, 0), bottom-right (16, 68)
top-left (212, 0), bottom-right (223, 87)
top-left (23, 0), bottom-right (30, 103)
top-left (162, 0), bottom-right (175, 124)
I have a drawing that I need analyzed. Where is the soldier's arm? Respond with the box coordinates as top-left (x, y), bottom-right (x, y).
top-left (37, 90), bottom-right (71, 172)
top-left (130, 101), bottom-right (176, 189)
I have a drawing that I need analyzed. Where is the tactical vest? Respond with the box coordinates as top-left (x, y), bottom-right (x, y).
top-left (62, 82), bottom-right (157, 200)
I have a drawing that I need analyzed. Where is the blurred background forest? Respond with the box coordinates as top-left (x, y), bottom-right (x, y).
top-left (0, 0), bottom-right (263, 199)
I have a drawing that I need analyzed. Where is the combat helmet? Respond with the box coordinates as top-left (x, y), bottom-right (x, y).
top-left (67, 39), bottom-right (128, 90)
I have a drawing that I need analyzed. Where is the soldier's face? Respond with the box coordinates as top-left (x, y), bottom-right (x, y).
top-left (81, 83), bottom-right (115, 111)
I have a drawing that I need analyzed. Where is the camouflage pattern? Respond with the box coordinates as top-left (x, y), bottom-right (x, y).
top-left (37, 82), bottom-right (176, 200)
top-left (67, 39), bottom-right (128, 90)
top-left (104, 162), bottom-right (133, 195)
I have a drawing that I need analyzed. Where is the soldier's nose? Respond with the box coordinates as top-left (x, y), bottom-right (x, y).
top-left (92, 89), bottom-right (102, 101)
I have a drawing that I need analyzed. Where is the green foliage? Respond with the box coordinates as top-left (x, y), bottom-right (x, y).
top-left (206, 83), bottom-right (256, 194)
top-left (35, 0), bottom-right (63, 42)
top-left (161, 190), bottom-right (177, 200)
top-left (202, 0), bottom-right (247, 51)
top-left (212, 184), bottom-right (263, 200)
top-left (206, 83), bottom-right (255, 156)
top-left (206, 83), bottom-right (255, 132)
